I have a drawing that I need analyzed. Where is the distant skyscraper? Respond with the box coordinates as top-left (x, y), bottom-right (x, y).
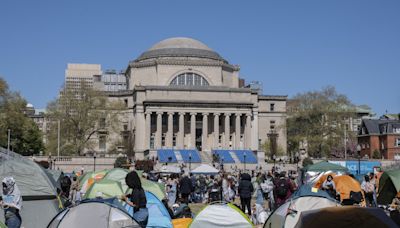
top-left (93, 69), bottom-right (128, 92)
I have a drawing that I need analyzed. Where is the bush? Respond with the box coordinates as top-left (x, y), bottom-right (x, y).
top-left (114, 156), bottom-right (128, 168)
top-left (302, 157), bottom-right (313, 168)
top-left (372, 149), bottom-right (381, 159)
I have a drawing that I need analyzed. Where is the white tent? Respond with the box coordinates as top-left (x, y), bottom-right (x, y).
top-left (263, 196), bottom-right (340, 228)
top-left (159, 165), bottom-right (181, 174)
top-left (190, 203), bottom-right (253, 228)
top-left (191, 164), bottom-right (219, 175)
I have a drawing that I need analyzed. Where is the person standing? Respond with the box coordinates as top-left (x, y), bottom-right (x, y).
top-left (238, 173), bottom-right (254, 216)
top-left (1, 177), bottom-right (22, 228)
top-left (166, 175), bottom-right (177, 207)
top-left (361, 175), bottom-right (374, 207)
top-left (122, 171), bottom-right (148, 228)
top-left (274, 172), bottom-right (294, 208)
top-left (369, 173), bottom-right (377, 207)
top-left (179, 174), bottom-right (193, 204)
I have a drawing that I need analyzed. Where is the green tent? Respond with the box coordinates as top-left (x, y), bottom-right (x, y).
top-left (84, 179), bottom-right (124, 199)
top-left (306, 161), bottom-right (349, 172)
top-left (141, 178), bottom-right (166, 200)
top-left (79, 169), bottom-right (108, 189)
top-left (0, 221), bottom-right (6, 228)
top-left (103, 168), bottom-right (130, 192)
top-left (377, 170), bottom-right (400, 205)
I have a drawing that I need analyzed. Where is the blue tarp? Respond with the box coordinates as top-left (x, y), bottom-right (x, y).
top-left (212, 150), bottom-right (235, 163)
top-left (329, 160), bottom-right (381, 175)
top-left (157, 149), bottom-right (177, 163)
top-left (179, 149), bottom-right (201, 163)
top-left (233, 150), bottom-right (257, 164)
top-left (124, 191), bottom-right (172, 228)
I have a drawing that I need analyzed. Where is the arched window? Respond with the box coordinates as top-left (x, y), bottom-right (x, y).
top-left (170, 73), bottom-right (209, 86)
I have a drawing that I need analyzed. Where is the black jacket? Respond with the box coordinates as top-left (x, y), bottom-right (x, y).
top-left (238, 173), bottom-right (254, 198)
top-left (180, 176), bottom-right (193, 194)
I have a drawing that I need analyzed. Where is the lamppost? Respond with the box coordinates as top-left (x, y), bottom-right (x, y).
top-left (49, 154), bottom-right (52, 170)
top-left (244, 152), bottom-right (247, 171)
top-left (93, 152), bottom-right (97, 172)
top-left (357, 144), bottom-right (361, 175)
top-left (221, 157), bottom-right (224, 171)
top-left (295, 151), bottom-right (300, 170)
top-left (7, 129), bottom-right (11, 154)
top-left (189, 152), bottom-right (192, 174)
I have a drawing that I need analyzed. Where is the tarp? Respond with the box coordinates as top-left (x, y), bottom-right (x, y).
top-left (264, 194), bottom-right (340, 228)
top-left (190, 203), bottom-right (254, 228)
top-left (0, 221), bottom-right (5, 228)
top-left (124, 191), bottom-right (172, 228)
top-left (47, 199), bottom-right (140, 228)
top-left (378, 170), bottom-right (400, 205)
top-left (0, 149), bottom-right (59, 228)
top-left (159, 165), bottom-right (181, 174)
top-left (329, 160), bottom-right (381, 175)
top-left (141, 178), bottom-right (166, 200)
top-left (84, 179), bottom-right (124, 199)
top-left (191, 164), bottom-right (219, 174)
top-left (294, 206), bottom-right (397, 228)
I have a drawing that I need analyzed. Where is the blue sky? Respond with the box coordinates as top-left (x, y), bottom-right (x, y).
top-left (0, 1), bottom-right (399, 115)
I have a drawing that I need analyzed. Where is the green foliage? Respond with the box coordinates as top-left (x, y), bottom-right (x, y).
top-left (302, 157), bottom-right (314, 167)
top-left (46, 82), bottom-right (126, 155)
top-left (287, 86), bottom-right (356, 158)
top-left (0, 77), bottom-right (44, 155)
top-left (114, 156), bottom-right (128, 168)
top-left (372, 149), bottom-right (381, 159)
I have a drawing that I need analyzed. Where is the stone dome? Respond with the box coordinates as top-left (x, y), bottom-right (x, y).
top-left (135, 37), bottom-right (226, 62)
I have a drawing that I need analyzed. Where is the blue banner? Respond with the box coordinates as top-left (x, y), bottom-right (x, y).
top-left (329, 161), bottom-right (381, 175)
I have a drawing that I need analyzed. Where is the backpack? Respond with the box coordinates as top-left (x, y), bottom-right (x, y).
top-left (276, 179), bottom-right (288, 197)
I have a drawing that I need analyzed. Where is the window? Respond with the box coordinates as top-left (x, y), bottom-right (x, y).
top-left (396, 138), bottom-right (400, 147)
top-left (124, 99), bottom-right (128, 107)
top-left (99, 136), bottom-right (106, 150)
top-left (270, 120), bottom-right (276, 130)
top-left (170, 73), bottom-right (209, 87)
top-left (270, 103), bottom-right (275, 112)
top-left (394, 128), bottom-right (400, 134)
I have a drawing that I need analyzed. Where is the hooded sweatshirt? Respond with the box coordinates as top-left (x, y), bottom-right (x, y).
top-left (2, 177), bottom-right (22, 210)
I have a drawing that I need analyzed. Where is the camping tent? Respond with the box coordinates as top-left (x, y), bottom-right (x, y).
top-left (314, 175), bottom-right (364, 203)
top-left (190, 203), bottom-right (254, 228)
top-left (124, 191), bottom-right (172, 228)
top-left (191, 164), bottom-right (219, 175)
top-left (264, 185), bottom-right (340, 228)
top-left (47, 198), bottom-right (141, 228)
top-left (79, 170), bottom-right (108, 194)
top-left (103, 168), bottom-right (130, 192)
top-left (141, 178), bottom-right (166, 200)
top-left (294, 206), bottom-right (397, 228)
top-left (303, 161), bottom-right (349, 184)
top-left (84, 179), bottom-right (124, 199)
top-left (378, 170), bottom-right (400, 205)
top-left (0, 221), bottom-right (5, 228)
top-left (0, 149), bottom-right (60, 228)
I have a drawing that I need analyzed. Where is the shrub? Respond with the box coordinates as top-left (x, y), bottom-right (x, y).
top-left (302, 157), bottom-right (313, 168)
top-left (372, 149), bottom-right (381, 159)
top-left (114, 156), bottom-right (128, 168)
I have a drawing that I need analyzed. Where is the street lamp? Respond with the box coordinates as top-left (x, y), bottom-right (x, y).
top-left (7, 129), bottom-right (11, 154)
top-left (357, 144), bottom-right (361, 175)
top-left (244, 152), bottom-right (247, 171)
top-left (221, 157), bottom-right (224, 171)
top-left (189, 152), bottom-right (192, 174)
top-left (93, 152), bottom-right (97, 172)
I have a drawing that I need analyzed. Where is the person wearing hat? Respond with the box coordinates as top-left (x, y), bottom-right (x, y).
top-left (0, 177), bottom-right (22, 228)
top-left (121, 171), bottom-right (148, 228)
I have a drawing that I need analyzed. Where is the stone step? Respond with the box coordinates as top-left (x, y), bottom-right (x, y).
top-left (229, 151), bottom-right (241, 164)
top-left (174, 150), bottom-right (184, 163)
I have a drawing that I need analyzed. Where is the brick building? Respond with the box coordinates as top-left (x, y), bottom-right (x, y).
top-left (358, 119), bottom-right (400, 159)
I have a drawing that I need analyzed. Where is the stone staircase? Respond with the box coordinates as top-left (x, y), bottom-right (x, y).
top-left (200, 151), bottom-right (213, 164)
top-left (174, 150), bottom-right (184, 163)
top-left (229, 151), bottom-right (241, 164)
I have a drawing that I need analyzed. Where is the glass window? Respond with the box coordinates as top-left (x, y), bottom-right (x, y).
top-left (270, 103), bottom-right (275, 111)
top-left (396, 138), bottom-right (400, 147)
top-left (170, 73), bottom-right (209, 87)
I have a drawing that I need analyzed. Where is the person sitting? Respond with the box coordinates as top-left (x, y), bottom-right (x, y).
top-left (122, 171), bottom-right (148, 228)
top-left (321, 175), bottom-right (336, 198)
top-left (1, 177), bottom-right (22, 228)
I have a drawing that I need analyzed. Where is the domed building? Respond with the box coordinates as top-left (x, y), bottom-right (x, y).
top-left (121, 37), bottom-right (287, 167)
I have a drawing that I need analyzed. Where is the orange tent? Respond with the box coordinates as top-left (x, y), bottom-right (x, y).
top-left (314, 174), bottom-right (365, 203)
top-left (172, 218), bottom-right (192, 228)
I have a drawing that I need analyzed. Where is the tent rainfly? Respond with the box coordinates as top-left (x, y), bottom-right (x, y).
top-left (378, 170), bottom-right (400, 205)
top-left (305, 161), bottom-right (349, 172)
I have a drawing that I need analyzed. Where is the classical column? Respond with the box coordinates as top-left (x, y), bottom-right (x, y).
top-left (190, 113), bottom-right (196, 149)
top-left (155, 112), bottom-right (163, 149)
top-left (178, 112), bottom-right (185, 149)
top-left (202, 113), bottom-right (209, 151)
top-left (134, 105), bottom-right (145, 159)
top-left (235, 113), bottom-right (241, 149)
top-left (224, 113), bottom-right (231, 148)
top-left (213, 113), bottom-right (220, 149)
top-left (145, 111), bottom-right (151, 149)
top-left (245, 114), bottom-right (251, 149)
top-left (166, 112), bottom-right (174, 148)
top-left (251, 109), bottom-right (259, 150)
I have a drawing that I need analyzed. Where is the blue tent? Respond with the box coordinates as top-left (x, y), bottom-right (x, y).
top-left (124, 191), bottom-right (172, 228)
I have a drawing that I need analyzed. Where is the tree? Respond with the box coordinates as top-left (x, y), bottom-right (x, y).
top-left (46, 82), bottom-right (126, 155)
top-left (372, 149), bottom-right (381, 159)
top-left (0, 77), bottom-right (44, 155)
top-left (287, 86), bottom-right (356, 158)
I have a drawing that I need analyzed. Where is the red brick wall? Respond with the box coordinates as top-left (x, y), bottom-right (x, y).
top-left (386, 135), bottom-right (400, 159)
